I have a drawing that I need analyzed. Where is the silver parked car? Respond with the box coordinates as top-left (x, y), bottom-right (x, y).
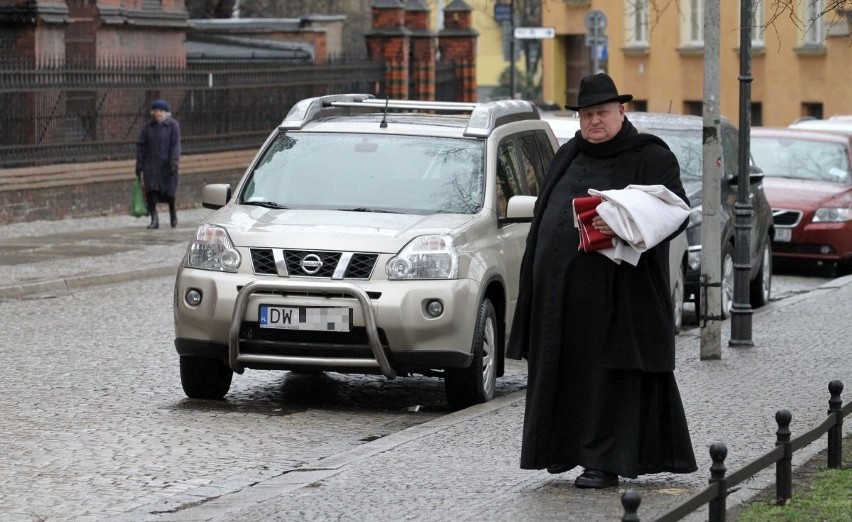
top-left (174, 94), bottom-right (558, 409)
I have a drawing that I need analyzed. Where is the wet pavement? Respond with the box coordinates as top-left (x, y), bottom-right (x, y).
top-left (1, 209), bottom-right (850, 521)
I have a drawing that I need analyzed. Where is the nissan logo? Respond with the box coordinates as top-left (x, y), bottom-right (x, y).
top-left (300, 253), bottom-right (323, 274)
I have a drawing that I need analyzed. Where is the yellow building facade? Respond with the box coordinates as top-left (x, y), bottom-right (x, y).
top-left (539, 0), bottom-right (852, 126)
top-left (424, 0), bottom-right (516, 98)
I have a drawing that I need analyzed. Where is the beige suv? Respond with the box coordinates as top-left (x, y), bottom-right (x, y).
top-left (174, 94), bottom-right (558, 408)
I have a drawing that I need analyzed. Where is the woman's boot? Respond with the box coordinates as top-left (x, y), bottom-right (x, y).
top-left (147, 210), bottom-right (159, 229)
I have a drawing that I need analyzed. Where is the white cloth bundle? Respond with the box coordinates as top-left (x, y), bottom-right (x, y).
top-left (587, 184), bottom-right (690, 266)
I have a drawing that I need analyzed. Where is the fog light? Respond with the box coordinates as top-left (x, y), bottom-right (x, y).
top-left (426, 299), bottom-right (444, 318)
top-left (185, 289), bottom-right (202, 306)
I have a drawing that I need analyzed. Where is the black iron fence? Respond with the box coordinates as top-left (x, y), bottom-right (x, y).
top-left (0, 57), bottom-right (453, 169)
top-left (619, 380), bottom-right (850, 521)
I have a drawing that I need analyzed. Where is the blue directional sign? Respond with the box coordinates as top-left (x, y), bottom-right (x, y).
top-left (494, 3), bottom-right (511, 22)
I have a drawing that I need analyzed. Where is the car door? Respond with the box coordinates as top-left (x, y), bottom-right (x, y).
top-left (494, 133), bottom-right (538, 329)
top-left (722, 125), bottom-right (762, 265)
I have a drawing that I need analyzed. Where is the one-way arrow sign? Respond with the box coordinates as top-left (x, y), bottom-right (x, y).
top-left (513, 27), bottom-right (556, 39)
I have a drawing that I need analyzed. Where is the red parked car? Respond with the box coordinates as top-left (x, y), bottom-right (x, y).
top-left (750, 128), bottom-right (852, 275)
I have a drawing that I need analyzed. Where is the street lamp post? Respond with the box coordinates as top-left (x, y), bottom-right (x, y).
top-left (730, 0), bottom-right (754, 346)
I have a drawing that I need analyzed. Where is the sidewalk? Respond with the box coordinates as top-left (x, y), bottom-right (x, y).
top-left (2, 211), bottom-right (850, 521)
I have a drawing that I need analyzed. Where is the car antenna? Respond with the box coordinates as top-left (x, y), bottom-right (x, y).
top-left (380, 96), bottom-right (389, 128)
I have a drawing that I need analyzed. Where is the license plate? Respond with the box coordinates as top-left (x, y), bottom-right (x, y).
top-left (258, 305), bottom-right (352, 332)
top-left (775, 228), bottom-right (792, 243)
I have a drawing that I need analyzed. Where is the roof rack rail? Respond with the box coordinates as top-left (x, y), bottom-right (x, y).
top-left (280, 94), bottom-right (376, 129)
top-left (279, 94), bottom-right (540, 137)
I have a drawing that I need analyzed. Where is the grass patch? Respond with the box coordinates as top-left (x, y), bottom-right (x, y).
top-left (731, 432), bottom-right (852, 521)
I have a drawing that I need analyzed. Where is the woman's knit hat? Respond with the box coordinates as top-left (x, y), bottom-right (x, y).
top-left (151, 99), bottom-right (170, 112)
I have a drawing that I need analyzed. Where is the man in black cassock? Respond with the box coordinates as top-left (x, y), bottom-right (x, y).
top-left (506, 73), bottom-right (698, 489)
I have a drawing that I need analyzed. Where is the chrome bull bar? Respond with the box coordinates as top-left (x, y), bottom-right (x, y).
top-left (228, 279), bottom-right (397, 379)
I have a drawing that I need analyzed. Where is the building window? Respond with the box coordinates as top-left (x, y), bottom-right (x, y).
top-left (751, 102), bottom-right (763, 127)
top-left (681, 0), bottom-right (704, 46)
top-left (802, 0), bottom-right (825, 45)
top-left (625, 0), bottom-right (649, 47)
top-left (630, 99), bottom-right (648, 112)
top-left (684, 100), bottom-right (702, 116)
top-left (802, 102), bottom-right (823, 120)
top-left (750, 0), bottom-right (765, 48)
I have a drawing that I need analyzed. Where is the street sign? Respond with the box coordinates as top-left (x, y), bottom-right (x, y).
top-left (514, 27), bottom-right (556, 39)
top-left (584, 10), bottom-right (607, 31)
top-left (585, 34), bottom-right (609, 47)
top-left (494, 3), bottom-right (511, 22)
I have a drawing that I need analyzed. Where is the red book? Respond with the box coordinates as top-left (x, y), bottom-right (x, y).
top-left (572, 195), bottom-right (615, 252)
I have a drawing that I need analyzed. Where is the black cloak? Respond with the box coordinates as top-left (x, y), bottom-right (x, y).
top-left (506, 118), bottom-right (698, 477)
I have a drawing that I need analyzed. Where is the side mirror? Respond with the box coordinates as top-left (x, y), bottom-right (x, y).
top-left (726, 165), bottom-right (765, 185)
top-left (202, 184), bottom-right (232, 210)
top-left (748, 164), bottom-right (765, 183)
top-left (500, 195), bottom-right (537, 224)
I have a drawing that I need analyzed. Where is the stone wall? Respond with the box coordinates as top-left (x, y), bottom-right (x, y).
top-left (0, 150), bottom-right (256, 225)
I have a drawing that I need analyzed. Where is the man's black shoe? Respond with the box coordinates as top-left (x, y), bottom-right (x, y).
top-left (574, 469), bottom-right (618, 489)
top-left (546, 463), bottom-right (572, 474)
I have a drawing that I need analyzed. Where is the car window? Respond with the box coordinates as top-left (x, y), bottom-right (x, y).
top-left (495, 137), bottom-right (526, 217)
top-left (648, 129), bottom-right (702, 181)
top-left (722, 127), bottom-right (740, 181)
top-left (751, 137), bottom-right (850, 183)
top-left (516, 132), bottom-right (548, 196)
top-left (242, 132), bottom-right (485, 215)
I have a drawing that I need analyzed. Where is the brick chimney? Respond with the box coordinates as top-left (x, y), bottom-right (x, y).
top-left (404, 0), bottom-right (436, 101)
top-left (438, 0), bottom-right (478, 102)
top-left (365, 0), bottom-right (411, 99)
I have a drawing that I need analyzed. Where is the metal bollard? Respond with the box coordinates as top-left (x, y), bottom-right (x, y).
top-left (775, 409), bottom-right (793, 504)
top-left (827, 380), bottom-right (844, 469)
top-left (621, 490), bottom-right (641, 521)
top-left (708, 442), bottom-right (728, 522)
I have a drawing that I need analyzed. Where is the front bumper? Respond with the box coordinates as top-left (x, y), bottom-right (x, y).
top-left (174, 268), bottom-right (480, 378)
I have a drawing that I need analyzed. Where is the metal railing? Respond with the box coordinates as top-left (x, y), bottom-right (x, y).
top-left (619, 380), bottom-right (849, 521)
top-left (0, 58), bottom-right (394, 169)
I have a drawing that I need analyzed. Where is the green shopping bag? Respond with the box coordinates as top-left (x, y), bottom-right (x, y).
top-left (129, 179), bottom-right (148, 218)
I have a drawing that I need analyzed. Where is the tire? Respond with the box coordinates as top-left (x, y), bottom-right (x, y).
top-left (721, 242), bottom-right (736, 319)
top-left (180, 356), bottom-right (233, 399)
top-left (750, 238), bottom-right (772, 308)
top-left (445, 298), bottom-right (498, 410)
top-left (672, 262), bottom-right (685, 334)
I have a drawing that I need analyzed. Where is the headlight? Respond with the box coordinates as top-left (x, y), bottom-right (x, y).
top-left (187, 224), bottom-right (242, 272)
top-left (813, 208), bottom-right (852, 223)
top-left (687, 245), bottom-right (702, 271)
top-left (386, 235), bottom-right (458, 280)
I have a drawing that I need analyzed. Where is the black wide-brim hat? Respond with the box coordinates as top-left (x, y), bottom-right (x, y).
top-left (565, 73), bottom-right (633, 111)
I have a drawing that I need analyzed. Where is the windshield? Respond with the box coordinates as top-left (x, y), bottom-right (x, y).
top-left (240, 132), bottom-right (485, 214)
top-left (651, 130), bottom-right (703, 181)
top-left (751, 137), bottom-right (850, 184)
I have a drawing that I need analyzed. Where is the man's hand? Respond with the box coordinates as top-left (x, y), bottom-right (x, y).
top-left (592, 215), bottom-right (614, 236)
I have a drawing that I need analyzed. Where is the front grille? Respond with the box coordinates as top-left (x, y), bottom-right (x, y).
top-left (251, 249), bottom-right (276, 275)
top-left (248, 248), bottom-right (379, 279)
top-left (345, 253), bottom-right (379, 279)
top-left (773, 209), bottom-right (802, 227)
top-left (284, 250), bottom-right (340, 277)
top-left (240, 322), bottom-right (388, 355)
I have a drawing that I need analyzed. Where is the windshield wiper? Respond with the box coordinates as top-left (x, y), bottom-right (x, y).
top-left (338, 207), bottom-right (398, 214)
top-left (244, 201), bottom-right (289, 209)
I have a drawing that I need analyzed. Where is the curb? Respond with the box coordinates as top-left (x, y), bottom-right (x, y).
top-left (0, 264), bottom-right (178, 300)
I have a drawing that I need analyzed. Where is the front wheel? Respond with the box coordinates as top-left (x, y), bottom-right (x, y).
top-left (721, 242), bottom-right (736, 318)
top-left (750, 238), bottom-right (772, 308)
top-left (672, 262), bottom-right (685, 334)
top-left (180, 356), bottom-right (233, 399)
top-left (445, 298), bottom-right (498, 410)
